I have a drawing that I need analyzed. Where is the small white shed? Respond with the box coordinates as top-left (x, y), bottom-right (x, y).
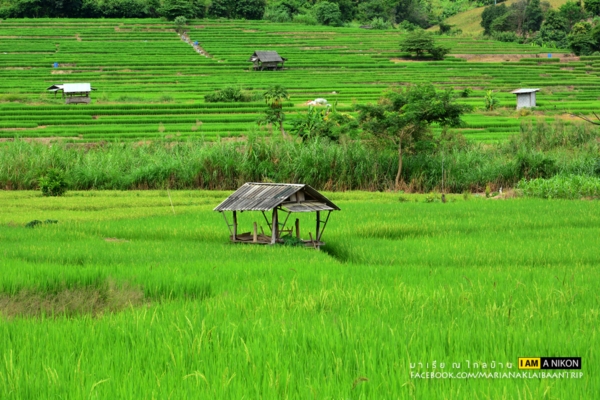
top-left (511, 88), bottom-right (539, 110)
top-left (47, 83), bottom-right (95, 104)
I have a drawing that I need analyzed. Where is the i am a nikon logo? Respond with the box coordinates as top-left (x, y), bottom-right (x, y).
top-left (518, 357), bottom-right (581, 370)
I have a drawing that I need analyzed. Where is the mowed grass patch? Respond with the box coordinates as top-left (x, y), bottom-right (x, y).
top-left (0, 191), bottom-right (597, 398)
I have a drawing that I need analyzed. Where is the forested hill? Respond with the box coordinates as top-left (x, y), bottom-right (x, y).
top-left (0, 0), bottom-right (476, 28)
top-left (435, 0), bottom-right (568, 35)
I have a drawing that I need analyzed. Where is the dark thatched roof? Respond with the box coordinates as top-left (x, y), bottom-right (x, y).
top-left (248, 51), bottom-right (286, 63)
top-left (214, 183), bottom-right (339, 212)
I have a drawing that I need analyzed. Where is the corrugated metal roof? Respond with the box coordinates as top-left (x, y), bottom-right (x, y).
top-left (284, 201), bottom-right (335, 212)
top-left (511, 88), bottom-right (540, 94)
top-left (214, 183), bottom-right (340, 212)
top-left (248, 51), bottom-right (284, 62)
top-left (63, 83), bottom-right (92, 93)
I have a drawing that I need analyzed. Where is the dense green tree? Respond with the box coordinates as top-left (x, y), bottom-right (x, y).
top-left (356, 84), bottom-right (471, 188)
top-left (400, 31), bottom-right (449, 59)
top-left (357, 0), bottom-right (390, 22)
top-left (328, 0), bottom-right (354, 21)
top-left (160, 0), bottom-right (196, 19)
top-left (356, 0), bottom-right (429, 27)
top-left (394, 0), bottom-right (429, 28)
top-left (263, 4), bottom-right (291, 22)
top-left (538, 10), bottom-right (569, 47)
top-left (568, 21), bottom-right (596, 55)
top-left (543, 9), bottom-right (568, 32)
top-left (559, 1), bottom-right (587, 30)
top-left (0, 0), bottom-right (450, 26)
top-left (234, 0), bottom-right (266, 19)
top-left (97, 0), bottom-right (159, 18)
top-left (174, 16), bottom-right (187, 33)
top-left (584, 0), bottom-right (600, 15)
top-left (509, 0), bottom-right (528, 33)
top-left (273, 0), bottom-right (304, 16)
top-left (314, 1), bottom-right (343, 26)
top-left (523, 0), bottom-right (544, 32)
top-left (490, 11), bottom-right (517, 33)
top-left (0, 0), bottom-right (80, 17)
top-left (209, 0), bottom-right (266, 19)
top-left (400, 32), bottom-right (434, 56)
top-left (481, 4), bottom-right (509, 35)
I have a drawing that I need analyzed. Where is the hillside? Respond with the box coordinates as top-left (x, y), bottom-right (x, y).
top-left (431, 0), bottom-right (570, 35)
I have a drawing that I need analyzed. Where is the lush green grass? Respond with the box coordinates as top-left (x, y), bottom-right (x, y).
top-left (518, 174), bottom-right (600, 199)
top-left (0, 18), bottom-right (595, 143)
top-left (0, 190), bottom-right (597, 398)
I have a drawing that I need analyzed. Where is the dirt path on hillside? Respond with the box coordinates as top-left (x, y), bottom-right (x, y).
top-left (180, 32), bottom-right (213, 58)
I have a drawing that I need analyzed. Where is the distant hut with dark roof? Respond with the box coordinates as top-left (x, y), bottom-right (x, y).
top-left (214, 182), bottom-right (340, 249)
top-left (248, 51), bottom-right (287, 71)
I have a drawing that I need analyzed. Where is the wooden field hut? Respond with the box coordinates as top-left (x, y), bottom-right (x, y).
top-left (248, 51), bottom-right (287, 71)
top-left (511, 88), bottom-right (539, 110)
top-left (214, 183), bottom-right (340, 249)
top-left (47, 83), bottom-right (95, 104)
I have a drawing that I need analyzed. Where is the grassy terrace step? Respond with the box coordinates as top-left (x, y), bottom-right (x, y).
top-left (0, 18), bottom-right (593, 141)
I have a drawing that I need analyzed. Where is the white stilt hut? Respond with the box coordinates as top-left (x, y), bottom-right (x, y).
top-left (511, 88), bottom-right (539, 110)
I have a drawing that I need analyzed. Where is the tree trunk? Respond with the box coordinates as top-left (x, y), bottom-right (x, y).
top-left (395, 137), bottom-right (403, 189)
top-left (279, 120), bottom-right (286, 138)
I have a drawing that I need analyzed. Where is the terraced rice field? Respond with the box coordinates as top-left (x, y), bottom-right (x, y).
top-left (0, 19), bottom-right (598, 142)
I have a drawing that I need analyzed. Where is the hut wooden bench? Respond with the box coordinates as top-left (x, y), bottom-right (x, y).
top-left (214, 183), bottom-right (340, 249)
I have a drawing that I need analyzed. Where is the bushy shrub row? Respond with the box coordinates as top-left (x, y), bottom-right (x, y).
top-left (1, 121), bottom-right (598, 192)
top-left (204, 87), bottom-right (263, 103)
top-left (0, 0), bottom-right (266, 20)
top-left (518, 174), bottom-right (600, 199)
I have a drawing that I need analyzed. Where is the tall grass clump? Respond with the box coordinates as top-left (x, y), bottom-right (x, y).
top-left (518, 175), bottom-right (600, 199)
top-left (0, 121), bottom-right (598, 192)
top-left (204, 86), bottom-right (262, 103)
top-left (0, 137), bottom-right (397, 191)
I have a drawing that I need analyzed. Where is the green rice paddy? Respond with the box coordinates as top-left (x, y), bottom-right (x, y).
top-left (0, 190), bottom-right (597, 398)
top-left (0, 19), bottom-right (597, 143)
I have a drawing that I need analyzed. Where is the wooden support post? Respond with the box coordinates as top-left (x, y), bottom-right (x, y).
top-left (221, 212), bottom-right (233, 237)
top-left (317, 211), bottom-right (331, 242)
top-left (295, 218), bottom-right (300, 239)
top-left (232, 211), bottom-right (237, 242)
top-left (271, 208), bottom-right (278, 245)
top-left (253, 222), bottom-right (258, 243)
top-left (309, 232), bottom-right (317, 249)
top-left (315, 211), bottom-right (321, 245)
